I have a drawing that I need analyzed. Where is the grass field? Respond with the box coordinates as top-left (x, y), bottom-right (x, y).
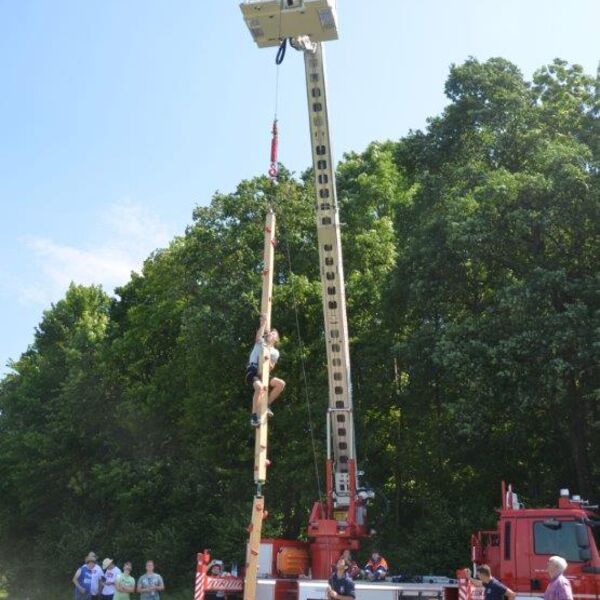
top-left (0, 586), bottom-right (190, 600)
top-left (0, 567), bottom-right (190, 599)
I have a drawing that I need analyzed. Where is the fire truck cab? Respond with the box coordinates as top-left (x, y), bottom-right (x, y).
top-left (471, 484), bottom-right (600, 600)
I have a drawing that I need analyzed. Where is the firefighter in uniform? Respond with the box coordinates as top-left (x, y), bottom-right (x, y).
top-left (363, 552), bottom-right (388, 582)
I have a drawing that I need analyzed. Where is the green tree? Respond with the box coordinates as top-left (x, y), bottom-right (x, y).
top-left (0, 284), bottom-right (111, 596)
top-left (0, 57), bottom-right (599, 597)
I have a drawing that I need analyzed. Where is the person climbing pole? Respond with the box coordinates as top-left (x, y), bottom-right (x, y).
top-left (246, 313), bottom-right (285, 427)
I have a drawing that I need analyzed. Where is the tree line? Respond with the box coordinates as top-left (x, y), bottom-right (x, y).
top-left (0, 57), bottom-right (599, 598)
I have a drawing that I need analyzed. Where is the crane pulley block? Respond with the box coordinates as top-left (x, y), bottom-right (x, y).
top-left (240, 0), bottom-right (339, 48)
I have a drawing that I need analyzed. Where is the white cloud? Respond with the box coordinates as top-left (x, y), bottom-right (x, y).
top-left (16, 200), bottom-right (176, 306)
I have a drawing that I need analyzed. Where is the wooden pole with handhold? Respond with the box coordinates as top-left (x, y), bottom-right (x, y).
top-left (244, 209), bottom-right (276, 600)
top-left (244, 495), bottom-right (267, 600)
top-left (254, 208), bottom-right (276, 485)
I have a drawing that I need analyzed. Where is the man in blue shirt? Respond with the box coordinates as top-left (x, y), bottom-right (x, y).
top-left (328, 557), bottom-right (356, 600)
top-left (72, 552), bottom-right (103, 600)
top-left (476, 565), bottom-right (515, 600)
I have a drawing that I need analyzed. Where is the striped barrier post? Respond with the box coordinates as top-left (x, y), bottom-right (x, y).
top-left (457, 568), bottom-right (472, 600)
top-left (457, 568), bottom-right (485, 600)
top-left (195, 551), bottom-right (210, 600)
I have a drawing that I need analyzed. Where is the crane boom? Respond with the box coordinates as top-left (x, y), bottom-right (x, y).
top-left (302, 41), bottom-right (355, 506)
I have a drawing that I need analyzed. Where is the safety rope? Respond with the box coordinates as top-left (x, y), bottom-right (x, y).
top-left (278, 207), bottom-right (324, 503)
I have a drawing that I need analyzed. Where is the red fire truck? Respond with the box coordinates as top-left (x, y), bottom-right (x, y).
top-left (470, 483), bottom-right (600, 600)
top-left (196, 483), bottom-right (600, 600)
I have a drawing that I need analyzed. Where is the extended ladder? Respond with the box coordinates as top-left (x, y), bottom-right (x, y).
top-left (303, 42), bottom-right (355, 509)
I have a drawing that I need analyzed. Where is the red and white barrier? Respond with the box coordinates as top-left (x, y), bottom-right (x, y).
top-left (196, 550), bottom-right (244, 600)
top-left (207, 578), bottom-right (244, 592)
top-left (457, 568), bottom-right (472, 600)
top-left (457, 569), bottom-right (484, 600)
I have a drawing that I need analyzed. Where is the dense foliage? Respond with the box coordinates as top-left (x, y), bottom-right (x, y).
top-left (1, 58), bottom-right (599, 598)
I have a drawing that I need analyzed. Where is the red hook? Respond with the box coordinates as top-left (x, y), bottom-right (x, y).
top-left (269, 119), bottom-right (279, 181)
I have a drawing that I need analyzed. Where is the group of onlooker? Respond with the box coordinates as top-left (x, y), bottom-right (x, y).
top-left (72, 552), bottom-right (165, 600)
top-left (72, 547), bottom-right (573, 600)
top-left (336, 550), bottom-right (389, 581)
top-left (327, 550), bottom-right (388, 600)
top-left (326, 550), bottom-right (389, 600)
top-left (328, 552), bottom-right (573, 600)
top-left (327, 550), bottom-right (573, 600)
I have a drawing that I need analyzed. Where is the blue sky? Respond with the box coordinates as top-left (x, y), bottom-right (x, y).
top-left (1, 0), bottom-right (598, 375)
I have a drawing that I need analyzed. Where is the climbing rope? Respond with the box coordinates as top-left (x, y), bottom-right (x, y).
top-left (278, 206), bottom-right (324, 503)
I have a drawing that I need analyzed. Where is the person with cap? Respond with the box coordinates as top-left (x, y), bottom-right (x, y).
top-left (114, 562), bottom-right (135, 600)
top-left (100, 557), bottom-right (122, 600)
top-left (246, 313), bottom-right (286, 427)
top-left (72, 552), bottom-right (104, 600)
top-left (207, 559), bottom-right (231, 600)
top-left (137, 560), bottom-right (165, 600)
top-left (327, 556), bottom-right (356, 600)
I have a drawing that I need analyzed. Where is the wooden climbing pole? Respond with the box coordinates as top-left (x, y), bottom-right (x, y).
top-left (244, 208), bottom-right (276, 600)
top-left (244, 495), bottom-right (266, 600)
top-left (254, 208), bottom-right (276, 485)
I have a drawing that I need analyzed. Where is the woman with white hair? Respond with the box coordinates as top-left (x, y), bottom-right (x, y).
top-left (544, 556), bottom-right (573, 600)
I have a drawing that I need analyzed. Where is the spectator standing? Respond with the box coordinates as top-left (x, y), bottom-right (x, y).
top-left (114, 562), bottom-right (135, 600)
top-left (474, 565), bottom-right (515, 600)
top-left (364, 552), bottom-right (388, 582)
top-left (101, 558), bottom-right (122, 600)
top-left (544, 556), bottom-right (573, 600)
top-left (137, 560), bottom-right (165, 600)
top-left (72, 552), bottom-right (103, 600)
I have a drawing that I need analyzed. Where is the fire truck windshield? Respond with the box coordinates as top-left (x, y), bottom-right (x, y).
top-left (534, 521), bottom-right (591, 562)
